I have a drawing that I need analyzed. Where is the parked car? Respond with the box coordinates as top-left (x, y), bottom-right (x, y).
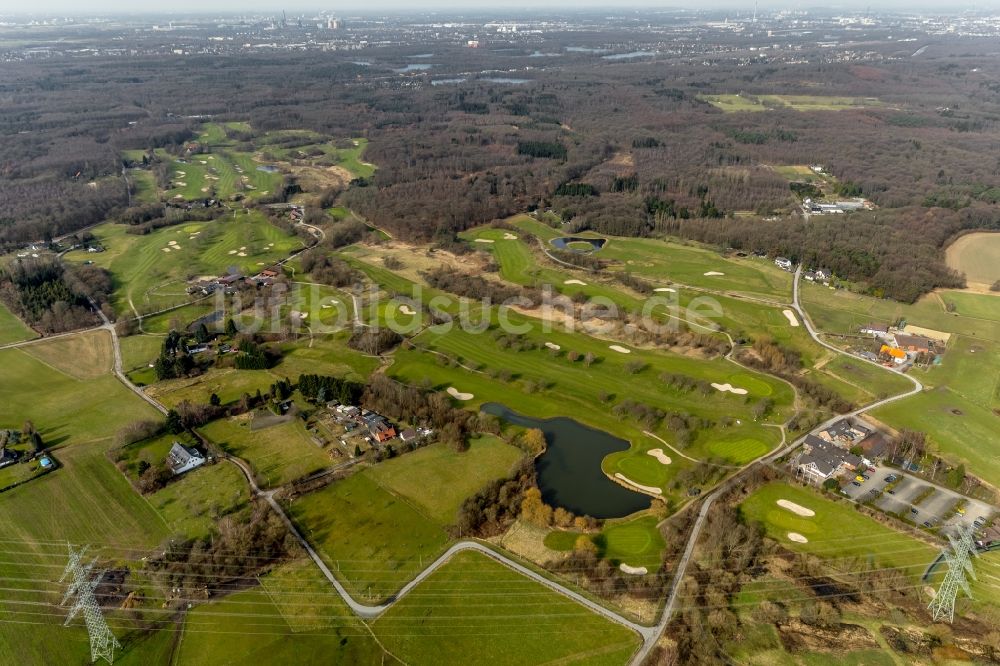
top-left (852, 481), bottom-right (862, 487)
top-left (911, 508), bottom-right (919, 514)
top-left (887, 489), bottom-right (896, 494)
top-left (922, 521), bottom-right (932, 527)
top-left (861, 474), bottom-right (871, 480)
top-left (884, 474), bottom-right (897, 482)
top-left (868, 467), bottom-right (877, 473)
top-left (855, 475), bottom-right (865, 482)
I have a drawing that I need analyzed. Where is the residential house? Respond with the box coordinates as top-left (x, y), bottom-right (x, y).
top-left (166, 442), bottom-right (206, 475)
top-left (774, 257), bottom-right (793, 270)
top-left (880, 344), bottom-right (907, 364)
top-left (819, 419), bottom-right (872, 448)
top-left (399, 428), bottom-right (419, 443)
top-left (860, 323), bottom-right (890, 338)
top-left (0, 447), bottom-right (18, 470)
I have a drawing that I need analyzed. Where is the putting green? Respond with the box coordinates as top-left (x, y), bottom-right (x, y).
top-left (729, 373), bottom-right (774, 396)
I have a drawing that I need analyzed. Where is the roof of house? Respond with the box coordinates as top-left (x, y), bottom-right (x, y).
top-left (400, 428), bottom-right (417, 439)
top-left (893, 333), bottom-right (932, 350)
top-left (862, 323), bottom-right (889, 333)
top-left (166, 442), bottom-right (203, 472)
top-left (880, 344), bottom-right (907, 359)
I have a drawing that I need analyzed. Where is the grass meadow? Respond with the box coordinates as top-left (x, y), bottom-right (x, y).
top-left (701, 94), bottom-right (887, 113)
top-left (286, 438), bottom-right (524, 600)
top-left (372, 550), bottom-right (641, 665)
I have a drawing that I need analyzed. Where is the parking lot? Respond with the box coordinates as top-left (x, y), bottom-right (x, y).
top-left (841, 463), bottom-right (995, 537)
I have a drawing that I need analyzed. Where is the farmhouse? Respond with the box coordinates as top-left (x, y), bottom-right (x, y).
top-left (892, 333), bottom-right (935, 355)
top-left (860, 323), bottom-right (890, 339)
top-left (880, 344), bottom-right (908, 364)
top-left (166, 442), bottom-right (206, 475)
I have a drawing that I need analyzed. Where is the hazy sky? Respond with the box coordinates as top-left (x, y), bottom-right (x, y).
top-left (2, 0), bottom-right (982, 14)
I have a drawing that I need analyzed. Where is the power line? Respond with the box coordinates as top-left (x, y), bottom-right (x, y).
top-left (928, 527), bottom-right (979, 623)
top-left (60, 544), bottom-right (121, 665)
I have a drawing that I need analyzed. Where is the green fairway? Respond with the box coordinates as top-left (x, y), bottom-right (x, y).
top-left (372, 550), bottom-right (641, 665)
top-left (0, 302), bottom-right (36, 344)
top-left (200, 416), bottom-right (331, 488)
top-left (365, 437), bottom-right (524, 524)
top-left (739, 482), bottom-right (937, 580)
top-left (544, 516), bottom-right (666, 572)
top-left (286, 471), bottom-right (449, 600)
top-left (388, 315), bottom-right (791, 491)
top-left (701, 94), bottom-right (886, 113)
top-left (64, 212), bottom-right (302, 316)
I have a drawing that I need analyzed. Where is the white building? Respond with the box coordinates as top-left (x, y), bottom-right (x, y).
top-left (166, 442), bottom-right (206, 475)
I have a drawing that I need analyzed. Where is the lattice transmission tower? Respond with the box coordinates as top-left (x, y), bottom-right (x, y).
top-left (927, 527), bottom-right (979, 623)
top-left (60, 544), bottom-right (122, 665)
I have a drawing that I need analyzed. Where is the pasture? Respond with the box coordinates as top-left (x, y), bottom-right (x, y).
top-left (199, 416), bottom-right (331, 488)
top-left (285, 472), bottom-right (449, 600)
top-left (286, 438), bottom-right (525, 599)
top-left (739, 482), bottom-right (937, 580)
top-left (372, 550), bottom-right (641, 666)
top-left (365, 436), bottom-right (524, 523)
top-left (945, 232), bottom-right (1000, 290)
top-left (22, 327), bottom-right (113, 380)
top-left (0, 302), bottom-right (36, 344)
top-left (174, 559), bottom-right (383, 665)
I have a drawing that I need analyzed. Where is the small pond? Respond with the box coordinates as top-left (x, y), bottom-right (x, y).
top-left (602, 51), bottom-right (657, 60)
top-left (256, 165), bottom-right (279, 173)
top-left (550, 236), bottom-right (607, 252)
top-left (481, 403), bottom-right (651, 519)
top-left (479, 77), bottom-right (531, 85)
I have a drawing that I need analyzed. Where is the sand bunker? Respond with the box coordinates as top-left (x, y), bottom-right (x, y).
top-left (654, 287), bottom-right (676, 293)
top-left (175, 181), bottom-right (187, 187)
top-left (782, 309), bottom-right (800, 327)
top-left (201, 187), bottom-right (209, 192)
top-left (787, 532), bottom-right (809, 543)
top-left (712, 382), bottom-right (748, 395)
top-left (619, 563), bottom-right (648, 575)
top-left (161, 247), bottom-right (171, 252)
top-left (564, 279), bottom-right (587, 285)
top-left (168, 240), bottom-right (178, 245)
top-left (474, 238), bottom-right (495, 244)
top-left (175, 171), bottom-right (186, 176)
top-left (544, 342), bottom-right (561, 350)
top-left (446, 387), bottom-right (474, 401)
top-left (609, 345), bottom-right (631, 354)
top-left (240, 246), bottom-right (247, 250)
top-left (227, 250), bottom-right (237, 255)
top-left (614, 473), bottom-right (661, 495)
top-left (647, 448), bottom-right (672, 465)
top-left (237, 252), bottom-right (247, 257)
top-left (703, 271), bottom-right (725, 276)
top-left (399, 304), bottom-right (416, 315)
top-left (503, 233), bottom-right (518, 240)
top-left (777, 499), bottom-right (815, 517)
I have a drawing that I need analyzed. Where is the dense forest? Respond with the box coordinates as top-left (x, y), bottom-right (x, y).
top-left (3, 37), bottom-right (1000, 300)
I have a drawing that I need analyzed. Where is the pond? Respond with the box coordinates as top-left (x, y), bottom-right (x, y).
top-left (479, 77), bottom-right (531, 85)
top-left (256, 165), bottom-right (279, 173)
top-left (550, 236), bottom-right (607, 252)
top-left (481, 403), bottom-right (651, 519)
top-left (602, 51), bottom-right (657, 60)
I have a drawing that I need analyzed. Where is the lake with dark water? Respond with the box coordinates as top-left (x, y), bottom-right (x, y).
top-left (481, 403), bottom-right (651, 518)
top-left (550, 236), bottom-right (607, 252)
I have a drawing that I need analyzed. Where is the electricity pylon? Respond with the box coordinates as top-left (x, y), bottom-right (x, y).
top-left (927, 527), bottom-right (979, 623)
top-left (60, 544), bottom-right (122, 665)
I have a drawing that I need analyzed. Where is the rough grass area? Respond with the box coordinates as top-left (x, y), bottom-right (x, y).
top-left (372, 550), bottom-right (641, 665)
top-left (739, 482), bottom-right (937, 580)
top-left (945, 231), bottom-right (1000, 289)
top-left (365, 436), bottom-right (524, 524)
top-left (22, 327), bottom-right (113, 380)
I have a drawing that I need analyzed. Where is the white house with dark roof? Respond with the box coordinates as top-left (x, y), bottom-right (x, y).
top-left (166, 442), bottom-right (206, 476)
